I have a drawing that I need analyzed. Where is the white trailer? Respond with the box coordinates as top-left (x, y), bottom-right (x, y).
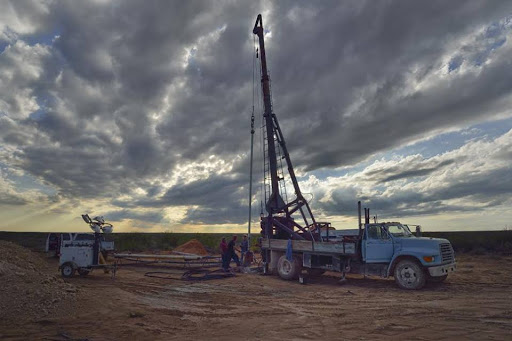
top-left (59, 214), bottom-right (115, 278)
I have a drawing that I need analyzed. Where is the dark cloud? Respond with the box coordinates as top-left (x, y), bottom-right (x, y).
top-left (0, 0), bottom-right (54, 42)
top-left (255, 1), bottom-right (512, 170)
top-left (378, 160), bottom-right (456, 183)
top-left (119, 174), bottom-right (252, 225)
top-left (182, 205), bottom-right (249, 225)
top-left (312, 162), bottom-right (512, 219)
top-left (1, 1), bottom-right (512, 227)
top-left (136, 174), bottom-right (247, 210)
top-left (431, 168), bottom-right (512, 204)
top-left (104, 209), bottom-right (164, 224)
top-left (0, 193), bottom-right (27, 206)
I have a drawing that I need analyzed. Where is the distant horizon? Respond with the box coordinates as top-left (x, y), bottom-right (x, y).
top-left (2, 227), bottom-right (510, 234)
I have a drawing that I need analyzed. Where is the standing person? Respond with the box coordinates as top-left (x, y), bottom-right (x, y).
top-left (227, 235), bottom-right (241, 267)
top-left (220, 237), bottom-right (228, 270)
top-left (240, 235), bottom-right (249, 265)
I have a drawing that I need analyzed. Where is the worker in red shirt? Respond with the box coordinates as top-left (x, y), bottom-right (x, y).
top-left (220, 237), bottom-right (228, 270)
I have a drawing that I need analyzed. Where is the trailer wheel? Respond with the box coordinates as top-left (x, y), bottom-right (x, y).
top-left (427, 274), bottom-right (448, 283)
top-left (394, 259), bottom-right (426, 290)
top-left (277, 255), bottom-right (302, 280)
top-left (61, 262), bottom-right (75, 278)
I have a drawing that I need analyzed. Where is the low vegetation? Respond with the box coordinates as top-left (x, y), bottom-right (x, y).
top-left (1, 230), bottom-right (511, 254)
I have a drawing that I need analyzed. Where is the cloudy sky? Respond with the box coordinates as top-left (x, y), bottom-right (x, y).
top-left (1, 0), bottom-right (511, 233)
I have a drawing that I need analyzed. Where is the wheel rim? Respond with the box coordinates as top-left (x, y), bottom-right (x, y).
top-left (63, 266), bottom-right (73, 276)
top-left (281, 260), bottom-right (292, 274)
top-left (399, 266), bottom-right (418, 286)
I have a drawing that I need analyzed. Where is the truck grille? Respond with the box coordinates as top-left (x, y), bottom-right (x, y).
top-left (439, 243), bottom-right (454, 263)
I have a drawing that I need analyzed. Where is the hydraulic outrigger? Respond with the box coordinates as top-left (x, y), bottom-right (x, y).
top-left (253, 14), bottom-right (321, 243)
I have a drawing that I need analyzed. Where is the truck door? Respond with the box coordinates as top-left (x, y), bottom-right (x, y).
top-left (364, 225), bottom-right (394, 263)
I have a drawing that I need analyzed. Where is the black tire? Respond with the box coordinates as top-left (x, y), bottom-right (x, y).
top-left (427, 274), bottom-right (448, 283)
top-left (394, 259), bottom-right (426, 290)
top-left (78, 268), bottom-right (91, 277)
top-left (307, 268), bottom-right (326, 277)
top-left (61, 263), bottom-right (75, 278)
top-left (277, 255), bottom-right (302, 280)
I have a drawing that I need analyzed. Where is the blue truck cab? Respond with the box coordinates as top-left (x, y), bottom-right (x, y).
top-left (361, 222), bottom-right (456, 289)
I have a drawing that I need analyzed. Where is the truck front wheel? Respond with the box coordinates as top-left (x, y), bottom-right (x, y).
top-left (277, 255), bottom-right (302, 280)
top-left (394, 259), bottom-right (426, 290)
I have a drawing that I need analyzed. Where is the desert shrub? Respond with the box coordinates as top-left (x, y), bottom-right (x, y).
top-left (6, 230), bottom-right (510, 254)
top-left (469, 246), bottom-right (487, 255)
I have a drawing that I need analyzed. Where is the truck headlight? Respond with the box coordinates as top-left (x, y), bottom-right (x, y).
top-left (423, 256), bottom-right (435, 262)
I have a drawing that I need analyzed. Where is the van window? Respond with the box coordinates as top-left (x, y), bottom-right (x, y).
top-left (75, 234), bottom-right (95, 241)
top-left (61, 234), bottom-right (71, 241)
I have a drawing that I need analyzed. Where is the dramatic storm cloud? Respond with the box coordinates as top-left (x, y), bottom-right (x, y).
top-left (1, 0), bottom-right (511, 232)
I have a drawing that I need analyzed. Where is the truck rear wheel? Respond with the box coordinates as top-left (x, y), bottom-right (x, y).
top-left (394, 259), bottom-right (426, 290)
top-left (61, 262), bottom-right (75, 278)
top-left (277, 255), bottom-right (302, 280)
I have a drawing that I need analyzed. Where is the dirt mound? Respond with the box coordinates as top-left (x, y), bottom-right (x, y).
top-left (173, 239), bottom-right (209, 256)
top-left (0, 241), bottom-right (79, 324)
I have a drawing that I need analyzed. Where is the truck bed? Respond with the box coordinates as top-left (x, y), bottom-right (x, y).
top-left (261, 238), bottom-right (357, 255)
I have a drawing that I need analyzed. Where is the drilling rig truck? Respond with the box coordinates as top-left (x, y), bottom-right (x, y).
top-left (252, 14), bottom-right (456, 290)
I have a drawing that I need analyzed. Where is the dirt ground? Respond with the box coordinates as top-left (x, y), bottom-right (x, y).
top-left (1, 254), bottom-right (511, 341)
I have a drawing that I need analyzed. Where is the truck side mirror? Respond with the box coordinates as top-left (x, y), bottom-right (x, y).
top-left (416, 226), bottom-right (422, 237)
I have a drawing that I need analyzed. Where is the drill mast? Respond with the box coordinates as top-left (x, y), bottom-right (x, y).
top-left (253, 14), bottom-right (320, 241)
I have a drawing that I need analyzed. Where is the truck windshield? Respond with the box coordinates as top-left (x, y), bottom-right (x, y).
top-left (386, 224), bottom-right (412, 237)
top-left (402, 224), bottom-right (413, 235)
